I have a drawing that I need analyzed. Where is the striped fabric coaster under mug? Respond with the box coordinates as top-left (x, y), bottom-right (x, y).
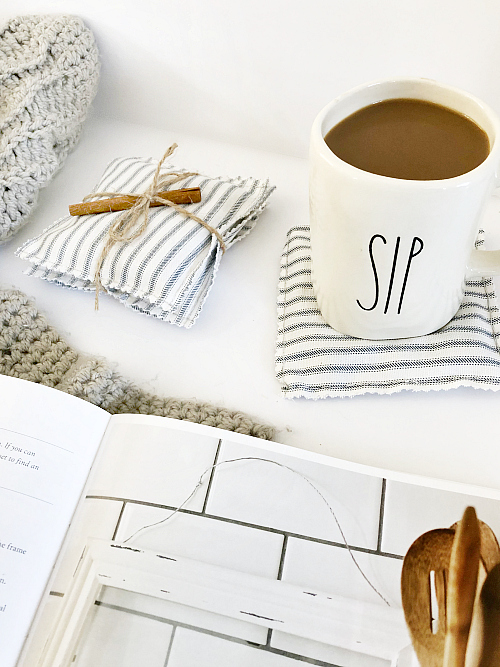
top-left (276, 226), bottom-right (500, 398)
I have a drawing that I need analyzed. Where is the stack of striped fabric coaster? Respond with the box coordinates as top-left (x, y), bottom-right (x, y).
top-left (276, 226), bottom-right (500, 398)
top-left (17, 155), bottom-right (274, 327)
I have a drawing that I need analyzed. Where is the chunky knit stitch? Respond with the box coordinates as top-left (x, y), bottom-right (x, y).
top-left (0, 288), bottom-right (276, 440)
top-left (0, 15), bottom-right (99, 244)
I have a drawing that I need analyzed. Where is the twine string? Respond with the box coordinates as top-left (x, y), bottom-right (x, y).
top-left (85, 144), bottom-right (226, 309)
top-left (123, 456), bottom-right (391, 607)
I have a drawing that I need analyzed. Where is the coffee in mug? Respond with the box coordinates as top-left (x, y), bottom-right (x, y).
top-left (324, 98), bottom-right (490, 181)
top-left (309, 78), bottom-right (500, 340)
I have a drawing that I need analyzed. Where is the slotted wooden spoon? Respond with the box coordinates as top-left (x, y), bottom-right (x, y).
top-left (401, 514), bottom-right (500, 667)
top-left (401, 527), bottom-right (456, 667)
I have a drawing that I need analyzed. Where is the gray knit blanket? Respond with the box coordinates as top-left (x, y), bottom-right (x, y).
top-left (0, 15), bottom-right (99, 244)
top-left (0, 288), bottom-right (275, 440)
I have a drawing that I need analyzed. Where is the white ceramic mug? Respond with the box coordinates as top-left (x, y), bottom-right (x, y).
top-left (309, 78), bottom-right (500, 339)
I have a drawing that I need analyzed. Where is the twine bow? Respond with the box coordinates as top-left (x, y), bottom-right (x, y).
top-left (84, 144), bottom-right (226, 309)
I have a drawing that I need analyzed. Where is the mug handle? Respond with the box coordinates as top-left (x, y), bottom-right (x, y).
top-left (467, 248), bottom-right (500, 277)
top-left (467, 181), bottom-right (500, 277)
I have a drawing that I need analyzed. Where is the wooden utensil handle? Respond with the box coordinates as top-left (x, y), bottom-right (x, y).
top-left (444, 506), bottom-right (481, 667)
top-left (69, 188), bottom-right (202, 216)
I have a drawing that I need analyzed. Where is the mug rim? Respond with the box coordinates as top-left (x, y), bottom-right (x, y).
top-left (311, 77), bottom-right (500, 187)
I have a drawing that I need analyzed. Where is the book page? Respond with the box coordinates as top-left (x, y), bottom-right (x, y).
top-left (0, 376), bottom-right (110, 667)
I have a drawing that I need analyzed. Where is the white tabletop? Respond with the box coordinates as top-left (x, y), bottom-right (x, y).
top-left (2, 115), bottom-right (500, 491)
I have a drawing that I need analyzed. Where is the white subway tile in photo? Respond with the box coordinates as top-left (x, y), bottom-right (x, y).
top-left (115, 504), bottom-right (284, 577)
top-left (167, 626), bottom-right (303, 667)
top-left (88, 422), bottom-right (219, 507)
top-left (381, 480), bottom-right (500, 556)
top-left (281, 536), bottom-right (404, 608)
top-left (205, 440), bottom-right (383, 549)
top-left (73, 602), bottom-right (173, 667)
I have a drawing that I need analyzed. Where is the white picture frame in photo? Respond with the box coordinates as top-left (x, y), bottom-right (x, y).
top-left (36, 539), bottom-right (412, 667)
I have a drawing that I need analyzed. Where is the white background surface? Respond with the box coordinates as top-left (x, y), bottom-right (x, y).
top-left (1, 1), bottom-right (500, 490)
top-left (3, 0), bottom-right (500, 159)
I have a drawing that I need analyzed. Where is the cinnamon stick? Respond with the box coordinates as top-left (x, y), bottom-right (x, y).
top-left (69, 187), bottom-right (201, 216)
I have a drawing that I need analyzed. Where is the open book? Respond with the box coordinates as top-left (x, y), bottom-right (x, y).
top-left (2, 374), bottom-right (500, 667)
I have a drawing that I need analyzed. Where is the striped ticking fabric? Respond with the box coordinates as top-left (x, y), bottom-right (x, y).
top-left (17, 156), bottom-right (274, 328)
top-left (276, 226), bottom-right (500, 398)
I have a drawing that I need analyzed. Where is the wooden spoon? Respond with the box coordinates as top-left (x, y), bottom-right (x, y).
top-left (401, 527), bottom-right (455, 667)
top-left (443, 506), bottom-right (481, 667)
top-left (401, 516), bottom-right (499, 666)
